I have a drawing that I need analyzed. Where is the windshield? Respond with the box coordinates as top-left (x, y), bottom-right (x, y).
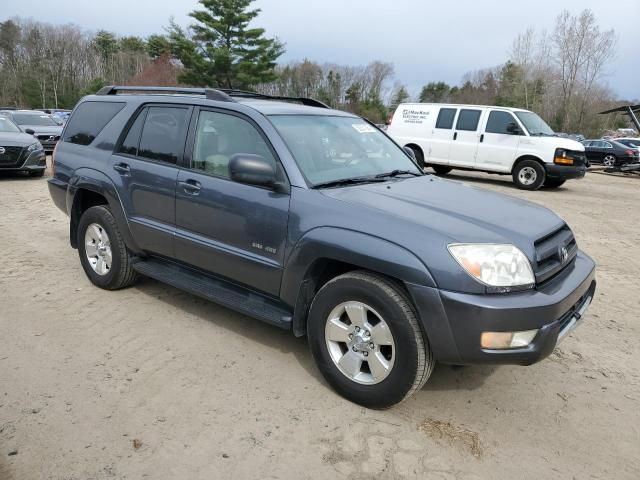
top-left (269, 115), bottom-right (420, 186)
top-left (514, 111), bottom-right (555, 136)
top-left (12, 113), bottom-right (58, 126)
top-left (0, 116), bottom-right (21, 133)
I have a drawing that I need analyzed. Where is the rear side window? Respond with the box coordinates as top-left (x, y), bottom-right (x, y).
top-left (485, 111), bottom-right (517, 134)
top-left (138, 106), bottom-right (189, 164)
top-left (435, 108), bottom-right (456, 129)
top-left (456, 109), bottom-right (482, 131)
top-left (64, 101), bottom-right (125, 145)
top-left (118, 109), bottom-right (147, 156)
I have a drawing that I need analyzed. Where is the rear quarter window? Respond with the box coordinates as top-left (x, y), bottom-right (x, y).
top-left (64, 101), bottom-right (125, 146)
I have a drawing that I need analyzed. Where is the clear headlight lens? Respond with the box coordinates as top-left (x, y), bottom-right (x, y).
top-left (448, 244), bottom-right (535, 289)
top-left (27, 142), bottom-right (42, 152)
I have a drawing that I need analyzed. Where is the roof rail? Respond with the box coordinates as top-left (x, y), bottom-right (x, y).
top-left (95, 85), bottom-right (234, 103)
top-left (218, 89), bottom-right (330, 108)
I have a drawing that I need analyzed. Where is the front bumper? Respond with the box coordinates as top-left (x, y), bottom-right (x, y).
top-left (545, 163), bottom-right (586, 180)
top-left (407, 250), bottom-right (596, 365)
top-left (0, 150), bottom-right (46, 172)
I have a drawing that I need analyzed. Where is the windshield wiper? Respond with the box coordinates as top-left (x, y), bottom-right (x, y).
top-left (374, 169), bottom-right (422, 179)
top-left (311, 176), bottom-right (387, 189)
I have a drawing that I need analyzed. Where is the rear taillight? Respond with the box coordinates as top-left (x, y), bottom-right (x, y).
top-left (624, 149), bottom-right (635, 156)
top-left (51, 141), bottom-right (59, 176)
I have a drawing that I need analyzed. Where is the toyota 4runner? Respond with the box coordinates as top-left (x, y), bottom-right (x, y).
top-left (48, 86), bottom-right (596, 408)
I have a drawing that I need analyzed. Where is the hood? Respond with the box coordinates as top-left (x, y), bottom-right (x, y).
top-left (0, 131), bottom-right (39, 146)
top-left (321, 176), bottom-right (565, 254)
top-left (19, 125), bottom-right (63, 135)
top-left (520, 135), bottom-right (584, 151)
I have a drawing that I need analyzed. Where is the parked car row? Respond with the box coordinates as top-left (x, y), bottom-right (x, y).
top-left (0, 110), bottom-right (63, 153)
top-left (581, 138), bottom-right (640, 167)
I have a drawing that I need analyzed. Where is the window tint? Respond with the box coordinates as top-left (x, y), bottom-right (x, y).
top-left (138, 107), bottom-right (189, 164)
top-left (485, 111), bottom-right (517, 134)
top-left (603, 142), bottom-right (612, 148)
top-left (435, 108), bottom-right (456, 129)
top-left (64, 101), bottom-right (125, 145)
top-left (191, 110), bottom-right (275, 178)
top-left (582, 141), bottom-right (592, 147)
top-left (118, 109), bottom-right (147, 156)
top-left (456, 109), bottom-right (482, 131)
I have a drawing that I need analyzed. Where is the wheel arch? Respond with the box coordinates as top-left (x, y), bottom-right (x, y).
top-left (512, 154), bottom-right (546, 173)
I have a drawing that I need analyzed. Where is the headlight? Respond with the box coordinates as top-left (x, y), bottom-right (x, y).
top-left (448, 244), bottom-right (535, 291)
top-left (554, 148), bottom-right (574, 165)
top-left (27, 142), bottom-right (42, 152)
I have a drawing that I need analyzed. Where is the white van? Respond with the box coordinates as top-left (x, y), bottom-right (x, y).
top-left (388, 103), bottom-right (587, 190)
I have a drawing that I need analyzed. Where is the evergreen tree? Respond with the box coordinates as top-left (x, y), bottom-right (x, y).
top-left (169, 0), bottom-right (284, 89)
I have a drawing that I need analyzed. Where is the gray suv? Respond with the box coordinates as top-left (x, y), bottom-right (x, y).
top-left (48, 86), bottom-right (596, 408)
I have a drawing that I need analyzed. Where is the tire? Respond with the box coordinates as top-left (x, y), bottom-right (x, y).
top-left (77, 205), bottom-right (138, 290)
top-left (512, 159), bottom-right (545, 190)
top-left (602, 155), bottom-right (617, 167)
top-left (307, 271), bottom-right (434, 408)
top-left (543, 177), bottom-right (566, 188)
top-left (28, 169), bottom-right (45, 178)
top-left (432, 165), bottom-right (452, 175)
top-left (407, 146), bottom-right (425, 170)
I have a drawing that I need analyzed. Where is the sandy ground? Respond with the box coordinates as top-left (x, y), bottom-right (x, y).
top-left (0, 163), bottom-right (639, 480)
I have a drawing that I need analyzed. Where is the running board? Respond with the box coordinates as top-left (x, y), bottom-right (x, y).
top-left (132, 258), bottom-right (293, 329)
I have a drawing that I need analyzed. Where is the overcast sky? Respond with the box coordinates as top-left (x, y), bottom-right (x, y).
top-left (5, 0), bottom-right (638, 99)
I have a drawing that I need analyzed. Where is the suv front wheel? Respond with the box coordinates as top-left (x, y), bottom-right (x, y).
top-left (308, 271), bottom-right (434, 408)
top-left (77, 205), bottom-right (138, 290)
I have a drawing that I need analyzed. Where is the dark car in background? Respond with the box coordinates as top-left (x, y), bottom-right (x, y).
top-left (581, 139), bottom-right (639, 167)
top-left (0, 110), bottom-right (63, 153)
top-left (0, 115), bottom-right (46, 176)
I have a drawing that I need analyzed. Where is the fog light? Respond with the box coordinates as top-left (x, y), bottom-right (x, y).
top-left (481, 329), bottom-right (538, 349)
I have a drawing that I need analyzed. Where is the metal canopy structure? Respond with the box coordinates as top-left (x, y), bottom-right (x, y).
top-left (598, 104), bottom-right (640, 133)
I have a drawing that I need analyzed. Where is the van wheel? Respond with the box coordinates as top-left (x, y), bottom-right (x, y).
top-left (432, 165), bottom-right (452, 175)
top-left (408, 146), bottom-right (425, 170)
top-left (513, 160), bottom-right (545, 190)
top-left (77, 206), bottom-right (138, 290)
top-left (543, 178), bottom-right (566, 188)
top-left (307, 271), bottom-right (434, 408)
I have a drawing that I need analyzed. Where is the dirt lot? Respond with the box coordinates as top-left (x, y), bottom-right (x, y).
top-left (1, 166), bottom-right (639, 480)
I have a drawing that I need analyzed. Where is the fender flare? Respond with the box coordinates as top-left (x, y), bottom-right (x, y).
top-left (68, 168), bottom-right (143, 255)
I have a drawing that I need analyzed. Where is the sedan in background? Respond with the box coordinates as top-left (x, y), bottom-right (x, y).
top-left (581, 139), bottom-right (639, 167)
top-left (0, 116), bottom-right (46, 177)
top-left (0, 110), bottom-right (63, 153)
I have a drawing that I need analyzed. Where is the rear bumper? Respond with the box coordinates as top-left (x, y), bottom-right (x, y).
top-left (407, 250), bottom-right (596, 365)
top-left (544, 163), bottom-right (586, 180)
top-left (48, 177), bottom-right (68, 214)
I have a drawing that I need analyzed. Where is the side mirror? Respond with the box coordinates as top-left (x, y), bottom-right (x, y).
top-left (229, 154), bottom-right (277, 188)
top-left (506, 123), bottom-right (521, 135)
top-left (24, 128), bottom-right (35, 135)
top-left (403, 146), bottom-right (416, 159)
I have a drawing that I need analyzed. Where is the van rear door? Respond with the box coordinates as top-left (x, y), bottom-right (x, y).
top-left (475, 110), bottom-right (521, 172)
top-left (448, 108), bottom-right (483, 168)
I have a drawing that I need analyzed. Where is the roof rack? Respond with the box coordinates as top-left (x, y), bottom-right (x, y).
top-left (95, 85), bottom-right (329, 108)
top-left (95, 85), bottom-right (234, 102)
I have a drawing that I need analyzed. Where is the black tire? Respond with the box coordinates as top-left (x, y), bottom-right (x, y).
top-left (512, 159), bottom-right (545, 190)
top-left (407, 146), bottom-right (425, 170)
top-left (432, 165), bottom-right (452, 175)
top-left (28, 169), bottom-right (45, 178)
top-left (307, 271), bottom-right (434, 408)
top-left (543, 177), bottom-right (566, 188)
top-left (77, 205), bottom-right (138, 290)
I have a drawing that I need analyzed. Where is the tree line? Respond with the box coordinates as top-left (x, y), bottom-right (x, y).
top-left (0, 2), bottom-right (631, 136)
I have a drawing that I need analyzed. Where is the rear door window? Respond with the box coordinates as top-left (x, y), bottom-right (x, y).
top-left (64, 101), bottom-right (125, 145)
top-left (117, 109), bottom-right (147, 156)
top-left (137, 106), bottom-right (189, 165)
top-left (456, 109), bottom-right (482, 131)
top-left (485, 111), bottom-right (517, 134)
top-left (435, 108), bottom-right (456, 129)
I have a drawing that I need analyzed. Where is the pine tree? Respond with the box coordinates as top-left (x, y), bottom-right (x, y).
top-left (169, 0), bottom-right (284, 89)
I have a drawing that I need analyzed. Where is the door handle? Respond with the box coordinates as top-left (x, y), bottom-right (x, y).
top-left (453, 132), bottom-right (458, 141)
top-left (113, 163), bottom-right (130, 175)
top-left (480, 134), bottom-right (484, 143)
top-left (179, 179), bottom-right (201, 194)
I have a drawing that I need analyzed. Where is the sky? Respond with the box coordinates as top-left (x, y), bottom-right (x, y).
top-left (4, 0), bottom-right (638, 99)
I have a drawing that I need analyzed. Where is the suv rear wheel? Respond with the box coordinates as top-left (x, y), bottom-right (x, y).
top-left (77, 205), bottom-right (138, 290)
top-left (308, 271), bottom-right (434, 408)
top-left (513, 160), bottom-right (545, 190)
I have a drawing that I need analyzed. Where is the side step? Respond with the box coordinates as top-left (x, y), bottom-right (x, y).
top-left (133, 258), bottom-right (293, 329)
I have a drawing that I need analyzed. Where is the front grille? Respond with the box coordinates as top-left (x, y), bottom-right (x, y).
top-left (0, 146), bottom-right (25, 168)
top-left (37, 134), bottom-right (60, 142)
top-left (533, 225), bottom-right (577, 284)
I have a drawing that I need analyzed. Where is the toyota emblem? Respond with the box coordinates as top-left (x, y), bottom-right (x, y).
top-left (559, 246), bottom-right (569, 263)
top-left (0, 147), bottom-right (5, 154)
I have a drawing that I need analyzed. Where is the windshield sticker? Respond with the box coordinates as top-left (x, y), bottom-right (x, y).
top-left (402, 109), bottom-right (430, 124)
top-left (352, 123), bottom-right (376, 134)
